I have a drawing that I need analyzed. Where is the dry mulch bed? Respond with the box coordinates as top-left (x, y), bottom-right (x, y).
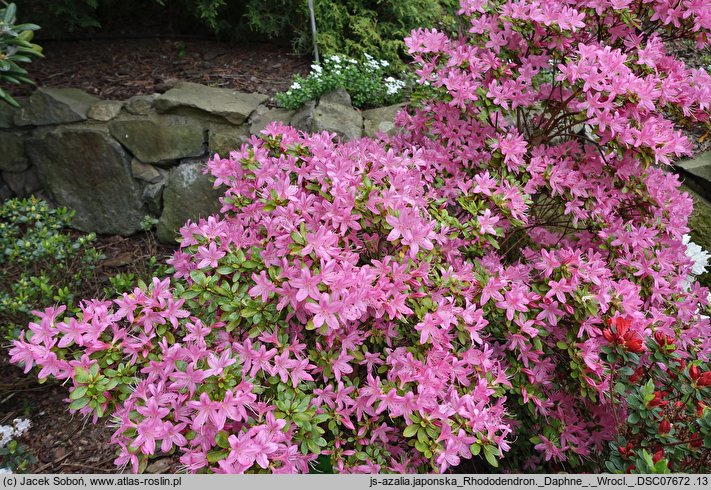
top-left (10, 38), bottom-right (311, 101)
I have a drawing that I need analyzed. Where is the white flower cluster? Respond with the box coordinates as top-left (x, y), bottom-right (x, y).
top-left (310, 63), bottom-right (323, 78)
top-left (384, 76), bottom-right (406, 95)
top-left (683, 234), bottom-right (710, 277)
top-left (0, 418), bottom-right (31, 474)
top-left (364, 53), bottom-right (389, 72)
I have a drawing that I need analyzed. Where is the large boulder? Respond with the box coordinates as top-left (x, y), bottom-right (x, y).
top-left (290, 101), bottom-right (315, 132)
top-left (157, 159), bottom-right (223, 243)
top-left (109, 116), bottom-right (205, 165)
top-left (678, 151), bottom-right (711, 202)
top-left (249, 105), bottom-right (295, 135)
top-left (208, 126), bottom-right (249, 158)
top-left (363, 103), bottom-right (405, 137)
top-left (131, 159), bottom-right (163, 183)
top-left (26, 128), bottom-right (147, 235)
top-left (124, 94), bottom-right (158, 116)
top-left (2, 167), bottom-right (41, 197)
top-left (0, 132), bottom-right (29, 172)
top-left (0, 101), bottom-right (20, 128)
top-left (154, 82), bottom-right (268, 125)
top-left (312, 89), bottom-right (363, 141)
top-left (14, 88), bottom-right (100, 126)
top-left (684, 185), bottom-right (711, 290)
top-left (88, 100), bottom-right (123, 122)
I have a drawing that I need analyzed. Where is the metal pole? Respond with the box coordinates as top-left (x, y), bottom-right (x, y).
top-left (307, 0), bottom-right (319, 64)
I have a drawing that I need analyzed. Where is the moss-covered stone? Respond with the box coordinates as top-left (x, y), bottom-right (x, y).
top-left (684, 185), bottom-right (711, 289)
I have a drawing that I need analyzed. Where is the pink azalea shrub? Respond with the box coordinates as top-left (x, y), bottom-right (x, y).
top-left (9, 0), bottom-right (711, 474)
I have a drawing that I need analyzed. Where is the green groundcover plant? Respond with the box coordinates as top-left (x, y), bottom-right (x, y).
top-left (0, 197), bottom-right (103, 340)
top-left (9, 0), bottom-right (711, 475)
top-left (276, 54), bottom-right (407, 110)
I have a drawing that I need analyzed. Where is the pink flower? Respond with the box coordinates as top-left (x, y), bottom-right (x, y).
top-left (477, 208), bottom-right (500, 235)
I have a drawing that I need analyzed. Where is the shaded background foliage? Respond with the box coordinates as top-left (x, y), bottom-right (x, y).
top-left (17, 0), bottom-right (459, 68)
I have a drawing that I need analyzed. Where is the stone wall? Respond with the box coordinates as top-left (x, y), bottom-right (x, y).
top-left (0, 84), bottom-right (403, 243)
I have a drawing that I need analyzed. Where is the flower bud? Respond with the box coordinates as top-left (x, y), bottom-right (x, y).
top-left (652, 449), bottom-right (664, 463)
top-left (658, 420), bottom-right (671, 434)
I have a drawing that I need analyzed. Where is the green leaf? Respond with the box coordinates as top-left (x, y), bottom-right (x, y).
top-left (215, 431), bottom-right (230, 449)
top-left (207, 450), bottom-right (228, 464)
top-left (483, 445), bottom-right (499, 467)
top-left (403, 424), bottom-right (418, 438)
top-left (74, 367), bottom-right (91, 383)
top-left (470, 443), bottom-right (481, 456)
top-left (69, 386), bottom-right (88, 400)
top-left (69, 397), bottom-right (89, 410)
top-left (4, 3), bottom-right (16, 24)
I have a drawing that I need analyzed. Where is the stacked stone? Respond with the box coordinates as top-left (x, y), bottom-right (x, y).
top-left (0, 84), bottom-right (405, 242)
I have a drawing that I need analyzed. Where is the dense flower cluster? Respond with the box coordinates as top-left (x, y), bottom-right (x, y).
top-left (9, 0), bottom-right (711, 474)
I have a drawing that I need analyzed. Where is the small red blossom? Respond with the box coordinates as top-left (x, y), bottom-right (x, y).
top-left (652, 449), bottom-right (665, 463)
top-left (653, 331), bottom-right (675, 351)
top-left (697, 371), bottom-right (711, 387)
top-left (658, 420), bottom-right (671, 434)
top-left (648, 391), bottom-right (669, 408)
top-left (603, 317), bottom-right (646, 353)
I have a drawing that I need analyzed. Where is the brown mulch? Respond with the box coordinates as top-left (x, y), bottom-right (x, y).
top-left (9, 38), bottom-right (311, 101)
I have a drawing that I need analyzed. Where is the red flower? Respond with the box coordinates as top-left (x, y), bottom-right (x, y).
top-left (690, 365), bottom-right (700, 381)
top-left (624, 335), bottom-right (645, 353)
top-left (652, 449), bottom-right (665, 463)
top-left (618, 442), bottom-right (634, 457)
top-left (648, 391), bottom-right (669, 408)
top-left (603, 316), bottom-right (645, 353)
top-left (658, 420), bottom-right (671, 434)
top-left (698, 371), bottom-right (711, 387)
top-left (654, 331), bottom-right (675, 351)
top-left (628, 367), bottom-right (644, 383)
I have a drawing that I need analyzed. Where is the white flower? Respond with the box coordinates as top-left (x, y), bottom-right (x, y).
top-left (384, 77), bottom-right (406, 95)
top-left (290, 81), bottom-right (302, 90)
top-left (0, 426), bottom-right (13, 448)
top-left (683, 235), bottom-right (710, 276)
top-left (12, 419), bottom-right (31, 436)
top-left (311, 64), bottom-right (323, 73)
top-left (380, 60), bottom-right (390, 67)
